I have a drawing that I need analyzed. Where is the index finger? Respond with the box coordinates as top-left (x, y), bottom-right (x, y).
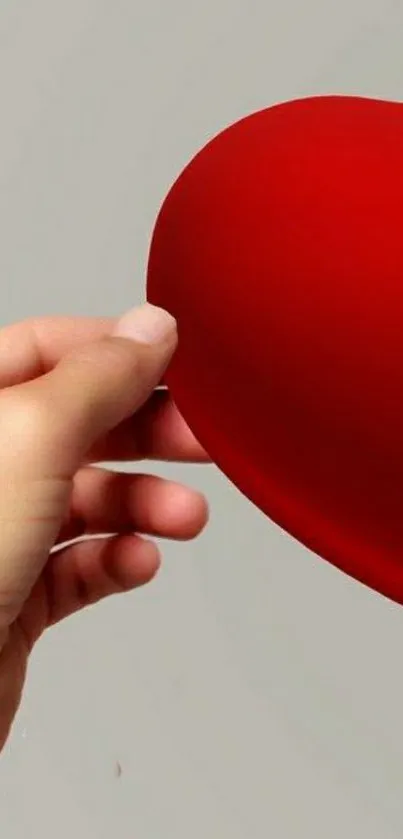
top-left (87, 389), bottom-right (210, 464)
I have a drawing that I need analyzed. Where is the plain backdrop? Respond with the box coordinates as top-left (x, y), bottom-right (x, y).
top-left (0, 2), bottom-right (403, 837)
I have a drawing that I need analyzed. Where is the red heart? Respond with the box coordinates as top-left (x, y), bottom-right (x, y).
top-left (147, 95), bottom-right (403, 605)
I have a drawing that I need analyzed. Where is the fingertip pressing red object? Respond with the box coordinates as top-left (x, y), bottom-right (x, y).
top-left (147, 94), bottom-right (403, 605)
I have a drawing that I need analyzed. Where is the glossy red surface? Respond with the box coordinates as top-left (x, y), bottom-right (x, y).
top-left (147, 95), bottom-right (403, 604)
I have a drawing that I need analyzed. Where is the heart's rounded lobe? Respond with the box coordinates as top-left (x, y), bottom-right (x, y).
top-left (147, 95), bottom-right (403, 604)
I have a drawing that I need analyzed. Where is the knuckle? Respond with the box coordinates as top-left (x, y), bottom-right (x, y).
top-left (0, 594), bottom-right (25, 631)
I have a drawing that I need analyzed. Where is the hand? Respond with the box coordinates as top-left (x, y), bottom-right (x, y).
top-left (0, 304), bottom-right (209, 750)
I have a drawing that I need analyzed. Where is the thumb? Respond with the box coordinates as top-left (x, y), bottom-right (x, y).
top-left (0, 304), bottom-right (176, 616)
top-left (3, 303), bottom-right (177, 478)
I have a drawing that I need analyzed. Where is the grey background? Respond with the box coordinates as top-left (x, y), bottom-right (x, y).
top-left (0, 1), bottom-right (403, 837)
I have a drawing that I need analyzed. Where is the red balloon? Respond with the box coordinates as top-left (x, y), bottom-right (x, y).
top-left (147, 95), bottom-right (403, 604)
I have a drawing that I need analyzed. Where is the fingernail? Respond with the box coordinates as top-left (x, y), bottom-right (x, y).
top-left (114, 304), bottom-right (177, 344)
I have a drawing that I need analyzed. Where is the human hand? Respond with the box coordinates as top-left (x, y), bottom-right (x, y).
top-left (0, 304), bottom-right (209, 750)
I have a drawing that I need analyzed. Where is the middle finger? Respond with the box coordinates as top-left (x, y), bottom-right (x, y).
top-left (56, 466), bottom-right (209, 545)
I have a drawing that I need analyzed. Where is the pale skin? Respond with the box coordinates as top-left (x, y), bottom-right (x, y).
top-left (0, 303), bottom-right (209, 751)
